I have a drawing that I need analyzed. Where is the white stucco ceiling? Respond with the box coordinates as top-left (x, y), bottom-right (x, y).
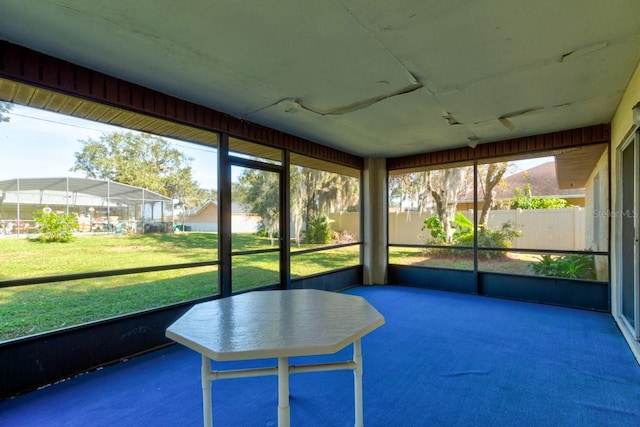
top-left (1, 0), bottom-right (639, 157)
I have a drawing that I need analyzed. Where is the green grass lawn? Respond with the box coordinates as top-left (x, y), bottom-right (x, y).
top-left (0, 233), bottom-right (360, 341)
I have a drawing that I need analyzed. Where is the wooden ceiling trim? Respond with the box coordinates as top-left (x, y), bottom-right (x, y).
top-left (388, 124), bottom-right (611, 171)
top-left (0, 41), bottom-right (363, 170)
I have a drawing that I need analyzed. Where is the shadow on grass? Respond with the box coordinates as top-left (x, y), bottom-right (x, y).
top-left (0, 268), bottom-right (218, 341)
top-left (389, 248), bottom-right (533, 274)
top-left (123, 231), bottom-right (218, 249)
top-left (290, 246), bottom-right (360, 273)
top-left (0, 262), bottom-right (288, 341)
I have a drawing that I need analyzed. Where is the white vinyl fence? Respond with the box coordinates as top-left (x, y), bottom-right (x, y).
top-left (330, 207), bottom-right (587, 251)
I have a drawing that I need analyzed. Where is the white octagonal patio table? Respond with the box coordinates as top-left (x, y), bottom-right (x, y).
top-left (166, 289), bottom-right (385, 427)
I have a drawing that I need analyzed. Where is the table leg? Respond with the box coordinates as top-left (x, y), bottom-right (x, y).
top-left (278, 356), bottom-right (290, 427)
top-left (202, 355), bottom-right (213, 427)
top-left (353, 339), bottom-right (363, 427)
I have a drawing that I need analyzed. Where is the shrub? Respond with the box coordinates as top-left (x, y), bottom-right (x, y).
top-left (529, 253), bottom-right (596, 280)
top-left (422, 216), bottom-right (447, 244)
top-left (421, 212), bottom-right (521, 259)
top-left (457, 221), bottom-right (522, 259)
top-left (305, 215), bottom-right (333, 244)
top-left (421, 212), bottom-right (474, 245)
top-left (256, 222), bottom-right (278, 238)
top-left (32, 207), bottom-right (79, 243)
top-left (510, 183), bottom-right (572, 209)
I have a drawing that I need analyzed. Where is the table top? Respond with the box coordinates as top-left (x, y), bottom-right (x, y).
top-left (166, 289), bottom-right (385, 361)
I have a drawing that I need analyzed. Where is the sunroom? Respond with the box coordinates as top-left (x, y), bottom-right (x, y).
top-left (1, 2), bottom-right (640, 426)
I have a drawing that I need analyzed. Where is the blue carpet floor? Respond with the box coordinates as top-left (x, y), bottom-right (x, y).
top-left (1, 285), bottom-right (640, 426)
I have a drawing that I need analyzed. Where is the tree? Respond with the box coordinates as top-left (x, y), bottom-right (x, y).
top-left (234, 169), bottom-right (280, 244)
top-left (388, 172), bottom-right (430, 213)
top-left (426, 167), bottom-right (471, 243)
top-left (287, 166), bottom-right (359, 244)
top-left (0, 102), bottom-right (12, 122)
top-left (237, 166), bottom-right (359, 245)
top-left (72, 131), bottom-right (208, 209)
top-left (477, 162), bottom-right (509, 228)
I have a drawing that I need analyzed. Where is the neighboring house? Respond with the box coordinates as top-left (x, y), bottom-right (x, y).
top-left (181, 201), bottom-right (260, 233)
top-left (231, 202), bottom-right (261, 233)
top-left (181, 200), bottom-right (218, 232)
top-left (457, 161), bottom-right (586, 211)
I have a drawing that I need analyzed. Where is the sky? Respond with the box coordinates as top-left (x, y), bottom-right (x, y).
top-left (0, 104), bottom-right (218, 188)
